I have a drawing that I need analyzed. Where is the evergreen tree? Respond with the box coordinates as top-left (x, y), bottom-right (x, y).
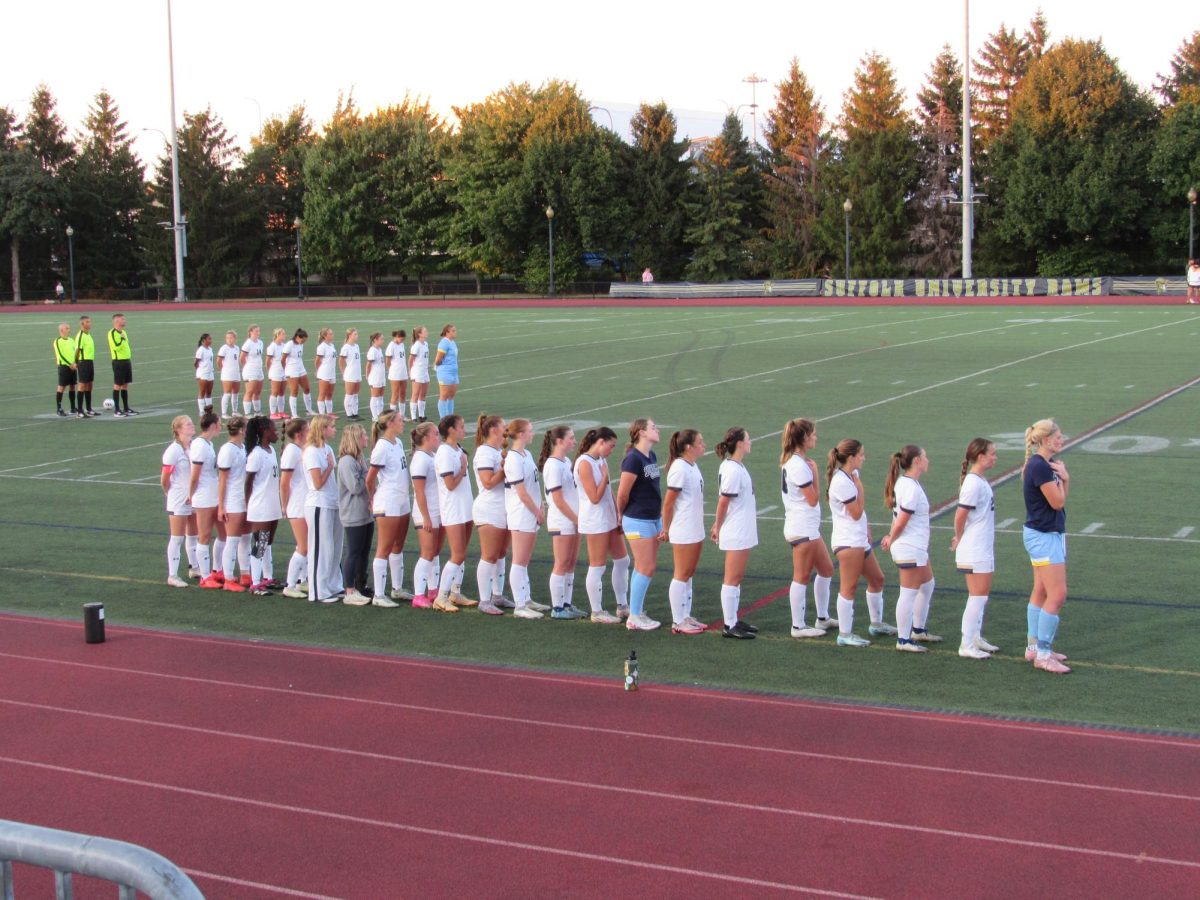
top-left (21, 85), bottom-right (74, 293)
top-left (973, 24), bottom-right (1033, 150)
top-left (0, 96), bottom-right (63, 302)
top-left (910, 46), bottom-right (963, 276)
top-left (624, 102), bottom-right (690, 279)
top-left (1155, 31), bottom-right (1200, 106)
top-left (1148, 94), bottom-right (1200, 265)
top-left (1025, 9), bottom-right (1050, 60)
top-left (683, 113), bottom-right (760, 281)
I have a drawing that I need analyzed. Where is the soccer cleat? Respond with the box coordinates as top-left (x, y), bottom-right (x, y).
top-left (187, 567), bottom-right (201, 580)
top-left (125, 409), bottom-right (139, 416)
top-left (211, 570), bottom-right (225, 584)
top-left (911, 628), bottom-right (943, 643)
top-left (959, 643), bottom-right (991, 659)
top-left (295, 581), bottom-right (309, 593)
top-left (411, 594), bottom-right (433, 609)
top-left (896, 639), bottom-right (928, 653)
top-left (249, 581), bottom-right (272, 596)
top-left (370, 595), bottom-right (398, 608)
top-left (317, 595), bottom-right (342, 604)
top-left (616, 605), bottom-right (630, 621)
top-left (513, 606), bottom-right (543, 620)
top-left (200, 575), bottom-right (223, 589)
top-left (1025, 645), bottom-right (1068, 662)
top-left (86, 409), bottom-right (100, 417)
top-left (735, 619), bottom-right (759, 634)
top-left (836, 633), bottom-right (871, 647)
top-left (390, 588), bottom-right (415, 601)
top-left (815, 616), bottom-right (839, 630)
top-left (974, 636), bottom-right (1000, 653)
top-left (432, 593), bottom-right (459, 613)
top-left (113, 410), bottom-right (127, 418)
top-left (222, 580), bottom-right (245, 593)
top-left (791, 624), bottom-right (827, 638)
top-left (166, 576), bottom-right (188, 588)
top-left (626, 613), bottom-right (661, 631)
top-left (682, 615), bottom-right (706, 630)
top-left (868, 621), bottom-right (898, 636)
top-left (1034, 654), bottom-right (1072, 674)
top-left (281, 586), bottom-right (307, 599)
top-left (554, 604), bottom-right (588, 620)
top-left (341, 589), bottom-right (369, 606)
top-left (478, 599), bottom-right (504, 616)
top-left (525, 599), bottom-right (551, 613)
top-left (74, 411), bottom-right (85, 419)
top-left (492, 594), bottom-right (516, 609)
top-left (671, 619), bottom-right (706, 635)
top-left (56, 409), bottom-right (68, 417)
top-left (450, 592), bottom-right (478, 608)
top-left (722, 622), bottom-right (756, 640)
top-left (590, 610), bottom-right (622, 624)
top-left (239, 573), bottom-right (253, 587)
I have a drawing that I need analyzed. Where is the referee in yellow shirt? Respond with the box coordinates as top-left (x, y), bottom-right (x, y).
top-left (54, 323), bottom-right (80, 417)
top-left (75, 315), bottom-right (100, 416)
top-left (108, 313), bottom-right (138, 417)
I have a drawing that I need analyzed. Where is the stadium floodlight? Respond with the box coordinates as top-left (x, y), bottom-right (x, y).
top-left (843, 198), bottom-right (853, 280)
top-left (65, 226), bottom-right (75, 304)
top-left (1189, 187), bottom-right (1197, 261)
top-left (546, 206), bottom-right (555, 298)
top-left (294, 217), bottom-right (304, 300)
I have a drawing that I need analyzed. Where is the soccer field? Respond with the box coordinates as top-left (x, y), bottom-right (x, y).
top-left (2, 302), bottom-right (1198, 733)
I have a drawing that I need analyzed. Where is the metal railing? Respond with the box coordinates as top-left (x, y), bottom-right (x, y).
top-left (0, 819), bottom-right (203, 900)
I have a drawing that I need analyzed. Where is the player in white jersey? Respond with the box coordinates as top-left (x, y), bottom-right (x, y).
top-left (243, 416), bottom-right (282, 594)
top-left (504, 419), bottom-right (549, 619)
top-left (540, 425), bottom-right (585, 618)
top-left (779, 419), bottom-right (836, 638)
top-left (473, 414), bottom-right (511, 615)
top-left (240, 325), bottom-right (265, 417)
top-left (662, 429), bottom-right (707, 635)
top-left (408, 422), bottom-right (444, 606)
top-left (302, 415), bottom-right (344, 603)
top-left (826, 439), bottom-right (889, 647)
top-left (385, 329), bottom-right (409, 414)
top-left (951, 438), bottom-right (999, 659)
top-left (339, 328), bottom-right (363, 420)
top-left (282, 328), bottom-right (313, 419)
top-left (194, 333), bottom-right (215, 416)
top-left (265, 327), bottom-right (288, 419)
top-left (161, 415), bottom-right (198, 588)
top-left (278, 418), bottom-right (310, 598)
top-left (407, 326), bottom-right (430, 422)
top-left (215, 330), bottom-right (241, 419)
top-left (189, 411), bottom-right (226, 587)
top-left (573, 427), bottom-right (627, 625)
top-left (313, 327), bottom-right (338, 416)
top-left (712, 427), bottom-right (759, 639)
top-left (431, 414), bottom-right (477, 612)
top-left (881, 445), bottom-right (938, 651)
top-left (216, 415), bottom-right (250, 592)
top-left (366, 409), bottom-right (412, 606)
top-left (364, 332), bottom-right (388, 421)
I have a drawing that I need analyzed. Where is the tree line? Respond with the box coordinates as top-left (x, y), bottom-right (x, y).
top-left (2, 17), bottom-right (1199, 301)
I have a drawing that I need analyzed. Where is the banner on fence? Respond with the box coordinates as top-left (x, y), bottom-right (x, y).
top-left (820, 278), bottom-right (1111, 297)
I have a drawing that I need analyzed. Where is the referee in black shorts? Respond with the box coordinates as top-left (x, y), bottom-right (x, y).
top-left (107, 313), bottom-right (137, 417)
top-left (54, 322), bottom-right (80, 417)
top-left (75, 315), bottom-right (99, 416)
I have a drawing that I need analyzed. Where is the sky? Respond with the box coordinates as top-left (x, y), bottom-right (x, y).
top-left (1, 0), bottom-right (1191, 171)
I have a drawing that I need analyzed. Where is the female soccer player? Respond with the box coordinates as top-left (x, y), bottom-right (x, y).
top-left (827, 439), bottom-right (890, 647)
top-left (161, 415), bottom-right (197, 588)
top-left (215, 331), bottom-right (241, 420)
top-left (303, 414), bottom-right (344, 603)
top-left (951, 438), bottom-right (999, 659)
top-left (780, 418), bottom-right (836, 638)
top-left (616, 418), bottom-right (663, 630)
top-left (282, 328), bottom-right (312, 419)
top-left (540, 425), bottom-right (585, 619)
top-left (314, 328), bottom-right (338, 416)
top-left (662, 428), bottom-right (707, 635)
top-left (408, 326), bottom-right (430, 422)
top-left (880, 445), bottom-right (939, 652)
top-left (713, 427), bottom-right (759, 640)
top-left (240, 325), bottom-right (265, 417)
top-left (409, 421), bottom-right (444, 607)
top-left (365, 332), bottom-right (387, 421)
top-left (243, 416), bottom-right (281, 594)
top-left (504, 418), bottom-right (549, 619)
top-left (473, 413), bottom-right (511, 615)
top-left (189, 411), bottom-right (226, 588)
top-left (386, 329), bottom-right (409, 414)
top-left (217, 415), bottom-right (250, 591)
top-left (574, 426), bottom-right (628, 624)
top-left (1023, 419), bottom-right (1072, 674)
top-left (279, 418), bottom-right (310, 599)
top-left (265, 327), bottom-right (288, 419)
top-left (339, 328), bottom-right (363, 420)
top-left (432, 414), bottom-right (476, 612)
top-left (433, 324), bottom-right (459, 418)
top-left (194, 333), bottom-right (215, 416)
top-left (336, 423), bottom-right (373, 605)
top-left (366, 409), bottom-right (412, 607)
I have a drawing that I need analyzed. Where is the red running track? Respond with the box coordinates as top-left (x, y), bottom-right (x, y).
top-left (1, 613), bottom-right (1198, 898)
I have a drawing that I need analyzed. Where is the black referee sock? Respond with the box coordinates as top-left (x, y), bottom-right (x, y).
top-left (55, 392), bottom-right (62, 410)
top-left (112, 389), bottom-right (120, 409)
top-left (68, 388), bottom-right (77, 413)
top-left (120, 389), bottom-right (129, 411)
top-left (84, 389), bottom-right (93, 412)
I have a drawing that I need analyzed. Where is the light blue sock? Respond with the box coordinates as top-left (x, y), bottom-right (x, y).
top-left (437, 399), bottom-right (448, 417)
top-left (629, 570), bottom-right (651, 617)
top-left (1027, 603), bottom-right (1041, 641)
top-left (446, 397), bottom-right (454, 414)
top-left (1036, 612), bottom-right (1060, 651)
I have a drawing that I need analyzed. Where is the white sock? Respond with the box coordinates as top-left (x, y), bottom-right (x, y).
top-left (197, 398), bottom-right (206, 415)
top-left (389, 552), bottom-right (405, 593)
top-left (564, 572), bottom-right (576, 608)
top-left (212, 538), bottom-right (225, 574)
top-left (685, 577), bottom-right (694, 617)
top-left (167, 535), bottom-right (184, 578)
top-left (197, 543), bottom-right (211, 579)
top-left (205, 398), bottom-right (213, 410)
top-left (287, 552), bottom-right (305, 589)
top-left (250, 551), bottom-right (263, 584)
top-left (963, 595), bottom-right (988, 643)
top-left (372, 396), bottom-right (384, 419)
top-left (895, 586), bottom-right (918, 640)
top-left (914, 579), bottom-right (935, 630)
top-left (814, 574), bottom-right (832, 619)
top-left (413, 557), bottom-right (430, 597)
top-left (668, 579), bottom-right (687, 624)
top-left (344, 395), bottom-right (353, 417)
top-left (867, 590), bottom-right (885, 624)
top-left (789, 581), bottom-right (808, 629)
top-left (238, 534), bottom-right (251, 575)
top-left (243, 398), bottom-right (252, 415)
top-left (417, 400), bottom-right (426, 418)
top-left (476, 560), bottom-right (496, 605)
top-left (611, 556), bottom-right (629, 607)
top-left (223, 539), bottom-right (238, 581)
top-left (303, 393), bottom-right (313, 414)
top-left (220, 393), bottom-right (229, 417)
top-left (549, 572), bottom-right (566, 608)
top-left (373, 557), bottom-right (388, 597)
top-left (289, 395), bottom-right (298, 417)
top-left (510, 564), bottom-right (529, 607)
top-left (409, 401), bottom-right (419, 420)
top-left (185, 535), bottom-right (198, 568)
top-left (585, 565), bottom-right (606, 612)
top-left (263, 544), bottom-right (274, 581)
top-left (837, 596), bottom-right (855, 635)
top-left (493, 558), bottom-right (507, 599)
top-left (436, 561), bottom-right (457, 596)
top-left (720, 584), bottom-right (739, 627)
top-left (430, 555), bottom-right (441, 590)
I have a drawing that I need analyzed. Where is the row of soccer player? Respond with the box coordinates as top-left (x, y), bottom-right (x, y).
top-left (190, 323), bottom-right (462, 423)
top-left (159, 410), bottom-right (1071, 664)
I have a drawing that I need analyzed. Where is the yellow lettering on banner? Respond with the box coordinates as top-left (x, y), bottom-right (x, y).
top-left (1025, 279), bottom-right (1037, 296)
top-left (1047, 278), bottom-right (1058, 295)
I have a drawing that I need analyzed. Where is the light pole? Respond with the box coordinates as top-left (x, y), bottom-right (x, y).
top-left (962, 0), bottom-right (974, 279)
top-left (64, 226), bottom-right (75, 304)
top-left (165, 0), bottom-right (186, 302)
top-left (843, 198), bottom-right (853, 280)
top-left (1189, 187), bottom-right (1197, 261)
top-left (294, 217), bottom-right (304, 300)
top-left (743, 73), bottom-right (767, 147)
top-left (546, 205), bottom-right (555, 298)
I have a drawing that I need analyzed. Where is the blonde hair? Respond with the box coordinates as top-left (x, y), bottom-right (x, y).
top-left (1024, 419), bottom-right (1059, 463)
top-left (306, 414), bottom-right (334, 448)
top-left (272, 327), bottom-right (286, 341)
top-left (345, 327), bottom-right (358, 341)
top-left (170, 415), bottom-right (192, 442)
top-left (372, 409), bottom-right (401, 446)
top-left (338, 423), bottom-right (368, 459)
top-left (319, 328), bottom-right (333, 342)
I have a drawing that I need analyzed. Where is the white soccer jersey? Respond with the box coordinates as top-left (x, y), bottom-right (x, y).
top-left (302, 445), bottom-right (338, 508)
top-left (245, 445), bottom-right (281, 522)
top-left (543, 456), bottom-right (579, 532)
top-left (266, 341), bottom-right (286, 381)
top-left (339, 343), bottom-right (362, 382)
top-left (194, 345), bottom-right (214, 381)
top-left (217, 344), bottom-right (241, 382)
top-left (162, 442), bottom-right (191, 514)
top-left (956, 472), bottom-right (995, 565)
top-left (386, 341), bottom-right (408, 381)
top-left (666, 458), bottom-right (705, 544)
top-left (891, 475), bottom-right (931, 555)
top-left (781, 454), bottom-right (822, 541)
top-left (189, 436), bottom-right (220, 507)
top-left (504, 448), bottom-right (541, 522)
top-left (280, 442), bottom-right (309, 519)
top-left (366, 346), bottom-right (387, 388)
top-left (409, 449), bottom-right (440, 525)
top-left (241, 338), bottom-right (265, 381)
top-left (574, 454), bottom-right (616, 534)
top-left (282, 341), bottom-right (306, 378)
top-left (369, 436), bottom-right (411, 508)
top-left (718, 459), bottom-right (758, 551)
top-left (434, 443), bottom-right (474, 526)
top-left (829, 468), bottom-right (869, 549)
top-left (315, 342), bottom-right (337, 382)
top-left (217, 441), bottom-right (247, 512)
top-left (472, 444), bottom-right (506, 524)
top-left (408, 340), bottom-right (430, 382)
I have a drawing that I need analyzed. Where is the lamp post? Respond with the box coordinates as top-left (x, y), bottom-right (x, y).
top-left (1189, 187), bottom-right (1197, 262)
top-left (843, 198), bottom-right (853, 280)
top-left (165, 0), bottom-right (186, 301)
top-left (546, 205), bottom-right (555, 298)
top-left (294, 217), bottom-right (304, 300)
top-left (65, 225), bottom-right (76, 304)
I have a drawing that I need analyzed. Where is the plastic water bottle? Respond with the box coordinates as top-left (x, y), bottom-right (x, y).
top-left (624, 650), bottom-right (639, 691)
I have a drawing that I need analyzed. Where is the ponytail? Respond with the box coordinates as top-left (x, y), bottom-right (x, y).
top-left (714, 426), bottom-right (745, 461)
top-left (961, 437), bottom-right (992, 484)
top-left (505, 418), bottom-right (530, 451)
top-left (410, 420), bottom-right (437, 450)
top-left (626, 418), bottom-right (651, 454)
top-left (883, 444), bottom-right (922, 509)
top-left (244, 415), bottom-right (270, 453)
top-left (373, 409), bottom-right (399, 447)
top-left (779, 418), bottom-right (815, 466)
top-left (438, 414), bottom-right (463, 440)
top-left (578, 426), bottom-right (617, 456)
top-left (668, 429), bottom-right (700, 468)
top-left (825, 439), bottom-right (863, 500)
top-left (1024, 418), bottom-right (1059, 465)
top-left (538, 424), bottom-right (571, 470)
top-left (476, 412), bottom-right (503, 449)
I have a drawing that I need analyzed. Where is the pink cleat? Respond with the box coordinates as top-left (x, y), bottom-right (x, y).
top-left (411, 593), bottom-right (433, 609)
